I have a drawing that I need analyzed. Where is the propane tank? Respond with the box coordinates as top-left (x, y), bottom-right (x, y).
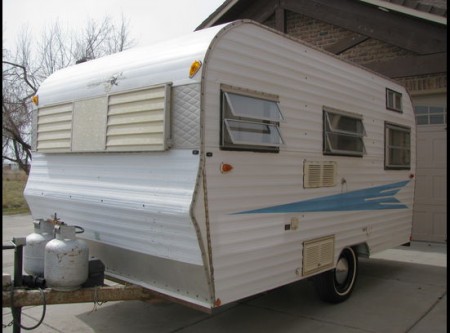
top-left (44, 224), bottom-right (89, 291)
top-left (24, 219), bottom-right (55, 277)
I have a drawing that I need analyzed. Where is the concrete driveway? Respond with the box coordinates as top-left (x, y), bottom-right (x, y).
top-left (2, 214), bottom-right (446, 333)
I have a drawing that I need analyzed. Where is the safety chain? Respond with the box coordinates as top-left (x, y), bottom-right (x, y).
top-left (3, 286), bottom-right (14, 328)
top-left (90, 286), bottom-right (107, 313)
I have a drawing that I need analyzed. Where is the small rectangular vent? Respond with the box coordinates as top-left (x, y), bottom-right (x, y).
top-left (303, 161), bottom-right (337, 188)
top-left (302, 235), bottom-right (335, 276)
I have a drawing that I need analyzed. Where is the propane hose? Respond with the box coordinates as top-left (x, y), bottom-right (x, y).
top-left (74, 225), bottom-right (85, 234)
top-left (11, 287), bottom-right (47, 330)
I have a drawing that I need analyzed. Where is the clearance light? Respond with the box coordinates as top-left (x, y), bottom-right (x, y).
top-left (31, 95), bottom-right (39, 106)
top-left (220, 163), bottom-right (234, 173)
top-left (189, 60), bottom-right (202, 78)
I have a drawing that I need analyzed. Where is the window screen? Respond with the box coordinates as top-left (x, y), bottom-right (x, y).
top-left (224, 93), bottom-right (284, 121)
top-left (221, 90), bottom-right (284, 152)
top-left (385, 122), bottom-right (411, 169)
top-left (323, 108), bottom-right (366, 157)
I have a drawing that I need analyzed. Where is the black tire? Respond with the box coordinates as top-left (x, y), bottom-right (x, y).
top-left (313, 247), bottom-right (358, 303)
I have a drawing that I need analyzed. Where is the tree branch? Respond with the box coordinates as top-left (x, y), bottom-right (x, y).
top-left (2, 60), bottom-right (38, 93)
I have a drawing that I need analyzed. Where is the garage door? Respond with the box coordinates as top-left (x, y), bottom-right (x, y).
top-left (412, 97), bottom-right (447, 243)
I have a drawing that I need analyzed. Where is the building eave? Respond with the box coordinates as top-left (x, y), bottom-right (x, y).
top-left (359, 0), bottom-right (447, 25)
top-left (196, 0), bottom-right (239, 30)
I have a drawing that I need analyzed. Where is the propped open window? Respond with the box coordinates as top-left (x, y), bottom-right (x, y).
top-left (224, 92), bottom-right (284, 122)
top-left (221, 87), bottom-right (284, 152)
top-left (323, 107), bottom-right (366, 157)
top-left (224, 119), bottom-right (283, 147)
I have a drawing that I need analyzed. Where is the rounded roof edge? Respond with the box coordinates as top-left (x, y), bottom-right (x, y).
top-left (37, 22), bottom-right (238, 106)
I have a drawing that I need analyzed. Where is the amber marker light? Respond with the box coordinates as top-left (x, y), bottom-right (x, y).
top-left (189, 60), bottom-right (202, 78)
top-left (31, 95), bottom-right (39, 106)
top-left (220, 163), bottom-right (234, 174)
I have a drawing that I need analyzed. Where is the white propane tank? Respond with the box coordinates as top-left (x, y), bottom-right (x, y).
top-left (24, 219), bottom-right (55, 277)
top-left (44, 224), bottom-right (89, 291)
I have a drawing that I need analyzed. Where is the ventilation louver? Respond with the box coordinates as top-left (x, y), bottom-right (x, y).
top-left (303, 161), bottom-right (337, 188)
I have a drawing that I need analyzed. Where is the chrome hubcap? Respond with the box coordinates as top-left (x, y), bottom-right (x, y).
top-left (335, 257), bottom-right (349, 285)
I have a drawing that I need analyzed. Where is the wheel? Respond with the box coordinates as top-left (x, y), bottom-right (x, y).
top-left (313, 247), bottom-right (358, 303)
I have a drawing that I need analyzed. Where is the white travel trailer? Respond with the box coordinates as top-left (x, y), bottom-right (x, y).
top-left (25, 20), bottom-right (416, 312)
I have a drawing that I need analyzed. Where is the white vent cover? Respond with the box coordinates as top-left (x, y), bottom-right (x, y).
top-left (34, 84), bottom-right (171, 153)
top-left (302, 235), bottom-right (335, 276)
top-left (36, 103), bottom-right (73, 152)
top-left (106, 85), bottom-right (170, 151)
top-left (303, 161), bottom-right (337, 188)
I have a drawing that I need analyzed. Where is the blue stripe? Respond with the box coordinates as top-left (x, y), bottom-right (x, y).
top-left (234, 180), bottom-right (410, 214)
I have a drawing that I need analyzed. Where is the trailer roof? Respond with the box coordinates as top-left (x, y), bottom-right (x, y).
top-left (37, 23), bottom-right (227, 106)
top-left (36, 19), bottom-right (406, 107)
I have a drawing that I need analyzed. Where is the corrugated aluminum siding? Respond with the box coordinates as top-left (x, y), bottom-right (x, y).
top-left (25, 150), bottom-right (202, 265)
top-left (26, 80), bottom-right (208, 306)
top-left (202, 22), bottom-right (415, 305)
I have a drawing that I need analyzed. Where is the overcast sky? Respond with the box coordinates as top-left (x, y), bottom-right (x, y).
top-left (2, 0), bottom-right (225, 51)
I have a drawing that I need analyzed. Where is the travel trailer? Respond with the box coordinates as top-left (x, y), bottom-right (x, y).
top-left (25, 20), bottom-right (416, 312)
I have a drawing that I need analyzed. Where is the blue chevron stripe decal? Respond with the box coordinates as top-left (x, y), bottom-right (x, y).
top-left (234, 180), bottom-right (410, 214)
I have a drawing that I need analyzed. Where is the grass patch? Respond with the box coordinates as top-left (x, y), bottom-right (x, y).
top-left (2, 169), bottom-right (30, 215)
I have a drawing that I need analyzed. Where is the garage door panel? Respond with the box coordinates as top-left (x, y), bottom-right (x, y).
top-left (432, 137), bottom-right (447, 167)
top-left (432, 175), bottom-right (447, 201)
top-left (412, 100), bottom-right (446, 243)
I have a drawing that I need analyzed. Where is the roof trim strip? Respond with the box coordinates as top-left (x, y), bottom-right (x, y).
top-left (359, 0), bottom-right (447, 25)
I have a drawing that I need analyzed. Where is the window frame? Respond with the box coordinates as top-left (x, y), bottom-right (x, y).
top-left (386, 88), bottom-right (403, 113)
top-left (220, 87), bottom-right (284, 153)
top-left (414, 105), bottom-right (447, 125)
top-left (384, 122), bottom-right (411, 170)
top-left (323, 107), bottom-right (366, 157)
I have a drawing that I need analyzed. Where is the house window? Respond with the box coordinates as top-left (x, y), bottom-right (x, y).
top-left (323, 107), bottom-right (366, 157)
top-left (386, 88), bottom-right (402, 112)
top-left (414, 106), bottom-right (447, 125)
top-left (385, 122), bottom-right (411, 169)
top-left (221, 89), bottom-right (284, 152)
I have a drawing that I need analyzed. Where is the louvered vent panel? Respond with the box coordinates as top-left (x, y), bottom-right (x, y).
top-left (37, 103), bottom-right (73, 152)
top-left (304, 161), bottom-right (337, 188)
top-left (302, 235), bottom-right (335, 276)
top-left (106, 86), bottom-right (168, 151)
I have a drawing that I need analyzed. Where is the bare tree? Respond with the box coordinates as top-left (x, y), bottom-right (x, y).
top-left (2, 14), bottom-right (135, 174)
top-left (2, 75), bottom-right (33, 174)
top-left (2, 26), bottom-right (36, 173)
top-left (108, 13), bottom-right (135, 54)
top-left (73, 14), bottom-right (134, 62)
top-left (37, 20), bottom-right (75, 79)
